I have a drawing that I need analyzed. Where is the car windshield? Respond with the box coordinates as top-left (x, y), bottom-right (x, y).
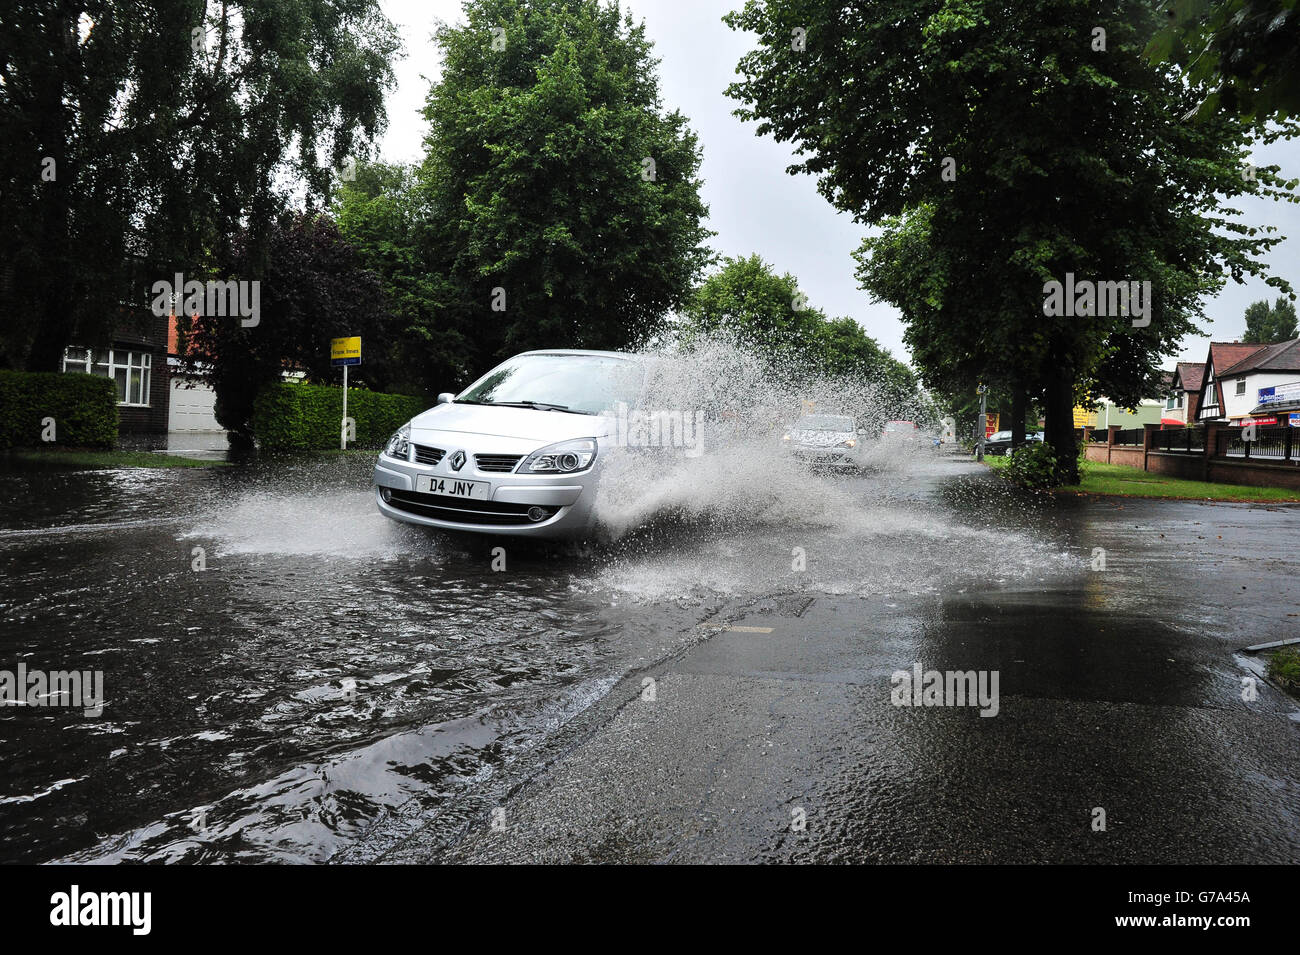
top-left (989, 431), bottom-right (1011, 441)
top-left (794, 415), bottom-right (854, 431)
top-left (457, 353), bottom-right (643, 415)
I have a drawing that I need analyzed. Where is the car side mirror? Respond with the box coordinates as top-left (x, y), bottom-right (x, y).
top-left (436, 393), bottom-right (455, 405)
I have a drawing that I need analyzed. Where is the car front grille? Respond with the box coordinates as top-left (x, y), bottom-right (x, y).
top-left (412, 444), bottom-right (445, 465)
top-left (387, 489), bottom-right (558, 526)
top-left (474, 454), bottom-right (523, 473)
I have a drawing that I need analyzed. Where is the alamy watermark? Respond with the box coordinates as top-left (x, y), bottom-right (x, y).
top-left (603, 401), bottom-right (705, 457)
top-left (890, 663), bottom-right (999, 717)
top-left (1043, 272), bottom-right (1151, 327)
top-left (150, 272), bottom-right (260, 327)
top-left (2, 663), bottom-right (103, 716)
top-left (50, 886), bottom-right (150, 935)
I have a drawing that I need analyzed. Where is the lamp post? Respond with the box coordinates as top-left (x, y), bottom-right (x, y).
top-left (976, 383), bottom-right (988, 462)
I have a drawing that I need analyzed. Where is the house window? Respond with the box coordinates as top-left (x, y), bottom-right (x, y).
top-left (1235, 379), bottom-right (1246, 396)
top-left (1176, 395), bottom-right (1184, 409)
top-left (1165, 396), bottom-right (1175, 410)
top-left (62, 347), bottom-right (152, 406)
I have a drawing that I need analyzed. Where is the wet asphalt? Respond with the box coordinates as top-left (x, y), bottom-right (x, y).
top-left (351, 459), bottom-right (1300, 864)
top-left (2, 450), bottom-right (1297, 864)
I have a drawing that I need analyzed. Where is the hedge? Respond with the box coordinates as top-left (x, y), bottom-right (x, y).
top-left (0, 370), bottom-right (118, 449)
top-left (252, 381), bottom-right (427, 451)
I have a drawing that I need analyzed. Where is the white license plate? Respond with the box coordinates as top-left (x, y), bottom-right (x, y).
top-left (415, 475), bottom-right (489, 499)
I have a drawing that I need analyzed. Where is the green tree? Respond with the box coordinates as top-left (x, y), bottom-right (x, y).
top-left (681, 254), bottom-right (917, 391)
top-left (726, 0), bottom-right (1296, 483)
top-left (336, 162), bottom-right (476, 391)
top-left (1242, 296), bottom-right (1299, 344)
top-left (414, 0), bottom-right (712, 375)
top-left (0, 0), bottom-right (399, 371)
top-left (1146, 0), bottom-right (1300, 121)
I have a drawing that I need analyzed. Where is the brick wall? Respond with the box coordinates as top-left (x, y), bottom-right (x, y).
top-left (110, 309), bottom-right (171, 435)
top-left (1084, 422), bottom-right (1300, 491)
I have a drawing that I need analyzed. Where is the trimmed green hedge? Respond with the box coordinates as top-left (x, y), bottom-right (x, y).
top-left (0, 370), bottom-right (118, 449)
top-left (252, 381), bottom-right (426, 451)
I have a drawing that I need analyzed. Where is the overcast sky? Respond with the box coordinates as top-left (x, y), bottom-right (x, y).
top-left (376, 0), bottom-right (1299, 373)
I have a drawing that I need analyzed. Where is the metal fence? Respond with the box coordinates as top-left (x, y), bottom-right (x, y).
top-left (1152, 426), bottom-right (1206, 454)
top-left (1113, 428), bottom-right (1144, 447)
top-left (1218, 426), bottom-right (1297, 463)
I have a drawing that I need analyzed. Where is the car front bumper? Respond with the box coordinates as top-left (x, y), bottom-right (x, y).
top-left (373, 453), bottom-right (597, 539)
top-left (791, 446), bottom-right (861, 468)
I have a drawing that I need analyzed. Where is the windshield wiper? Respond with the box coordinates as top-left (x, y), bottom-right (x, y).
top-left (486, 400), bottom-right (593, 414)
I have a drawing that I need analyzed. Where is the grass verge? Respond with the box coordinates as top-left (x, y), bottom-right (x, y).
top-left (6, 448), bottom-right (229, 469)
top-left (1267, 647), bottom-right (1300, 697)
top-left (983, 456), bottom-right (1300, 502)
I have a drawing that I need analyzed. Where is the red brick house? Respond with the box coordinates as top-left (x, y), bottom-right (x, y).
top-left (1161, 361), bottom-right (1204, 426)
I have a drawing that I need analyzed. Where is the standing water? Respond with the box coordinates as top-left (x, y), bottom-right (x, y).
top-left (0, 341), bottom-right (1078, 863)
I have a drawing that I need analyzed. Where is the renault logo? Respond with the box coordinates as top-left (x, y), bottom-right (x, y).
top-left (449, 450), bottom-right (466, 472)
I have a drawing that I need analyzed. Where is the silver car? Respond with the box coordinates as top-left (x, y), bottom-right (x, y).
top-left (373, 350), bottom-right (643, 538)
top-left (782, 413), bottom-right (866, 470)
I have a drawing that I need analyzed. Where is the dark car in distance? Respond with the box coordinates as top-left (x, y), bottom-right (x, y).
top-left (984, 430), bottom-right (1044, 455)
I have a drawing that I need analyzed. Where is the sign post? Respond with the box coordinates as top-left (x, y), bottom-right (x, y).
top-left (330, 337), bottom-right (362, 449)
top-left (975, 383), bottom-right (988, 461)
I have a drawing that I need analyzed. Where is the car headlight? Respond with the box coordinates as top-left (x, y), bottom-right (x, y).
top-left (385, 424), bottom-right (410, 460)
top-left (839, 438), bottom-right (857, 448)
top-left (519, 438), bottom-right (597, 474)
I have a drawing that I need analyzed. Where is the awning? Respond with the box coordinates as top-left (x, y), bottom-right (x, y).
top-left (1249, 399), bottom-right (1300, 415)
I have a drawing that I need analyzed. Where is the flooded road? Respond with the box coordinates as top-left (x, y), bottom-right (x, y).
top-left (1, 449), bottom-right (1297, 863)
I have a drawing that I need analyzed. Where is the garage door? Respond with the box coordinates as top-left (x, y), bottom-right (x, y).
top-left (169, 377), bottom-right (224, 432)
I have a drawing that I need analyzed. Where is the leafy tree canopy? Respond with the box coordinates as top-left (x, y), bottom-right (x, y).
top-left (726, 0), bottom-right (1297, 482)
top-left (407, 0), bottom-right (713, 381)
top-left (1146, 0), bottom-right (1300, 121)
top-left (0, 0), bottom-right (400, 373)
top-left (680, 254), bottom-right (918, 394)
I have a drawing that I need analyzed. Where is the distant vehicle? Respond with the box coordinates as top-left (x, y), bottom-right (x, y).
top-left (984, 430), bottom-right (1044, 455)
top-left (782, 413), bottom-right (866, 470)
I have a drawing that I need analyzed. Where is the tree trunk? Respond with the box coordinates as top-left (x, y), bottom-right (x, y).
top-left (1044, 371), bottom-right (1078, 484)
top-left (1011, 384), bottom-right (1026, 451)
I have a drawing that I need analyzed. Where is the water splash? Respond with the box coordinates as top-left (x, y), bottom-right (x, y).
top-left (188, 485), bottom-right (432, 559)
top-left (583, 334), bottom-right (1077, 599)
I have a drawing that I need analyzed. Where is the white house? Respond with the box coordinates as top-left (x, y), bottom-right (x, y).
top-left (1196, 338), bottom-right (1300, 426)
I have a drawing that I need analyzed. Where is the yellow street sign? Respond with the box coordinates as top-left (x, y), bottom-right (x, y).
top-left (330, 336), bottom-right (361, 366)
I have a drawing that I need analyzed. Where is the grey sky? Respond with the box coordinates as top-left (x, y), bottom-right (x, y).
top-left (376, 0), bottom-right (1299, 375)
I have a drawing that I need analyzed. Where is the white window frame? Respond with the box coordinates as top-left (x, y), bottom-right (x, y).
top-left (1235, 379), bottom-right (1246, 396)
top-left (62, 346), bottom-right (152, 407)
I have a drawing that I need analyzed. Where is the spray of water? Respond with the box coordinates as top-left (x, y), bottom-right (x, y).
top-left (589, 332), bottom-right (935, 538)
top-left (584, 333), bottom-right (1076, 599)
top-left (181, 334), bottom-right (1074, 598)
